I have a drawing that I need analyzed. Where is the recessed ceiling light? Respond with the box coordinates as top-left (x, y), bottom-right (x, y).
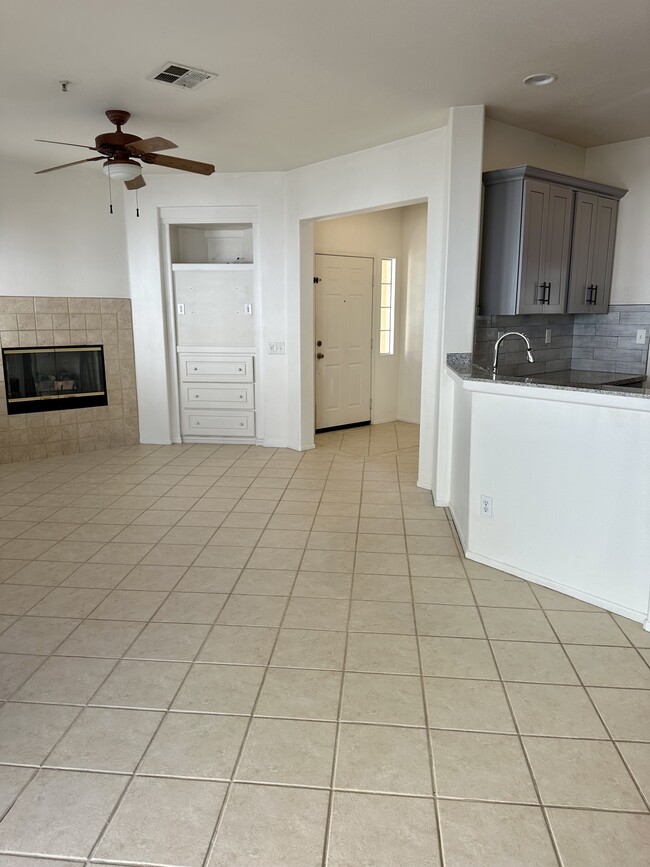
top-left (523, 73), bottom-right (558, 86)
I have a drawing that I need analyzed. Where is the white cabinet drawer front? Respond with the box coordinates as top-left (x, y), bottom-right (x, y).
top-left (182, 384), bottom-right (255, 410)
top-left (182, 411), bottom-right (255, 437)
top-left (180, 355), bottom-right (254, 382)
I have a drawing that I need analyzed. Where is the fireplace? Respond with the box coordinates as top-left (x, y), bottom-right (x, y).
top-left (2, 345), bottom-right (108, 415)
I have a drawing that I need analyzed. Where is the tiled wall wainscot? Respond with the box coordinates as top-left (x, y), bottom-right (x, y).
top-left (0, 296), bottom-right (139, 463)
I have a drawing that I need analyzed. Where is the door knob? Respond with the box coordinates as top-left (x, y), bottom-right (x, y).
top-left (317, 353), bottom-right (324, 359)
top-left (316, 340), bottom-right (322, 347)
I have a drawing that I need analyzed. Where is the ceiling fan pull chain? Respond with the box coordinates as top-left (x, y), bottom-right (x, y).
top-left (135, 188), bottom-right (140, 218)
top-left (107, 169), bottom-right (114, 214)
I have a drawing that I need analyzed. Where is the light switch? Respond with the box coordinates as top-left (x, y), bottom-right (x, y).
top-left (177, 303), bottom-right (185, 315)
top-left (244, 304), bottom-right (253, 315)
top-left (268, 342), bottom-right (285, 354)
top-left (636, 329), bottom-right (647, 344)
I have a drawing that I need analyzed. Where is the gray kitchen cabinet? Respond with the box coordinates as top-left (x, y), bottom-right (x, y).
top-left (479, 166), bottom-right (626, 316)
top-left (567, 194), bottom-right (618, 314)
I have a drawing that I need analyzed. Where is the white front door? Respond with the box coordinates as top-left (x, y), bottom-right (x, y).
top-left (314, 253), bottom-right (373, 431)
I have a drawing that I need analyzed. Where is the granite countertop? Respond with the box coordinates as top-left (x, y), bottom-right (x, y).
top-left (446, 354), bottom-right (650, 399)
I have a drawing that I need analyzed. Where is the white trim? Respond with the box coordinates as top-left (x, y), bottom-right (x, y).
top-left (465, 548), bottom-right (647, 624)
top-left (447, 503), bottom-right (468, 550)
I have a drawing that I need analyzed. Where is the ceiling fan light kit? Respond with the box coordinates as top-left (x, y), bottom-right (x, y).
top-left (35, 109), bottom-right (216, 213)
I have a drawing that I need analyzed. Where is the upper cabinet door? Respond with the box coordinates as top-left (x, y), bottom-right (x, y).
top-left (543, 185), bottom-right (574, 313)
top-left (567, 195), bottom-right (618, 314)
top-left (518, 180), bottom-right (549, 313)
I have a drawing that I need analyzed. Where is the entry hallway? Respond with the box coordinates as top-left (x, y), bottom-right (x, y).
top-left (0, 424), bottom-right (648, 866)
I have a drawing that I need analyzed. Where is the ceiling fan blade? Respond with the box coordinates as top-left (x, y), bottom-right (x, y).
top-left (127, 137), bottom-right (177, 155)
top-left (124, 175), bottom-right (146, 190)
top-left (36, 139), bottom-right (97, 150)
top-left (141, 153), bottom-right (215, 175)
top-left (35, 156), bottom-right (104, 174)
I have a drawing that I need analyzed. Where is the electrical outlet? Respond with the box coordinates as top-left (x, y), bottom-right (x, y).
top-left (268, 342), bottom-right (285, 355)
top-left (636, 329), bottom-right (647, 344)
top-left (480, 495), bottom-right (493, 518)
top-left (545, 329), bottom-right (552, 344)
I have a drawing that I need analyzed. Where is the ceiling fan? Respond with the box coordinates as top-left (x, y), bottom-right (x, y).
top-left (35, 109), bottom-right (215, 189)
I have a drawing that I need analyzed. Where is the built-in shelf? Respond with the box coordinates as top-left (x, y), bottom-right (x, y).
top-left (172, 263), bottom-right (254, 271)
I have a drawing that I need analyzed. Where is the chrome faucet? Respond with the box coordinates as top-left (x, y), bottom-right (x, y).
top-left (492, 332), bottom-right (535, 374)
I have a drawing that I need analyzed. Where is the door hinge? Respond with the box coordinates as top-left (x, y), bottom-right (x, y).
top-left (369, 399), bottom-right (373, 409)
top-left (313, 276), bottom-right (322, 284)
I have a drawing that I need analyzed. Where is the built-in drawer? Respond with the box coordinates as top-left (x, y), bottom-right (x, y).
top-left (181, 410), bottom-right (255, 437)
top-left (181, 383), bottom-right (255, 410)
top-left (179, 354), bottom-right (253, 382)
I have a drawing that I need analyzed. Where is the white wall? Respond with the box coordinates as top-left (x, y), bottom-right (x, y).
top-left (585, 137), bottom-right (650, 306)
top-left (483, 119), bottom-right (586, 175)
top-left (285, 127), bottom-right (449, 472)
top-left (0, 159), bottom-right (129, 297)
top-left (399, 203), bottom-right (427, 423)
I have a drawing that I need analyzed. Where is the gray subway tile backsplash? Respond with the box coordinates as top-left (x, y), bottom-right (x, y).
top-left (473, 305), bottom-right (650, 376)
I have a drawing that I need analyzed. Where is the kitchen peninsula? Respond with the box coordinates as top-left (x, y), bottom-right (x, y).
top-left (445, 353), bottom-right (650, 630)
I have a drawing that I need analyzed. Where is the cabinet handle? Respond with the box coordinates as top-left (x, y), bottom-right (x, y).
top-left (537, 282), bottom-right (551, 305)
top-left (586, 284), bottom-right (598, 305)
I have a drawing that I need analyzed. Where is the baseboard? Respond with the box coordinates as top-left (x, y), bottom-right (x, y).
top-left (446, 504), bottom-right (468, 551)
top-left (417, 479), bottom-right (432, 491)
top-left (397, 415), bottom-right (420, 424)
top-left (465, 548), bottom-right (647, 625)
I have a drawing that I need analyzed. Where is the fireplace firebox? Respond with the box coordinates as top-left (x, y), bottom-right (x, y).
top-left (2, 345), bottom-right (108, 415)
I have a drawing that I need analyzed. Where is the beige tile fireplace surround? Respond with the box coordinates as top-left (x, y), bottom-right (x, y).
top-left (0, 296), bottom-right (139, 463)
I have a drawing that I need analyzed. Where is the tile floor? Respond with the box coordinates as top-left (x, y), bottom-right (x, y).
top-left (0, 422), bottom-right (648, 866)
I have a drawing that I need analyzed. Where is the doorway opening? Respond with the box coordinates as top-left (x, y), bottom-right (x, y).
top-left (312, 204), bottom-right (428, 446)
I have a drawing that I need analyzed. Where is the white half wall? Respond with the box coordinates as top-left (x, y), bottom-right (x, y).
top-left (0, 159), bottom-right (129, 298)
top-left (585, 136), bottom-right (650, 306)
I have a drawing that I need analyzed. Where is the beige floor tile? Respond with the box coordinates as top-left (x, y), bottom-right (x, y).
top-left (336, 723), bottom-right (432, 795)
top-left (419, 637), bottom-right (499, 679)
top-left (217, 593), bottom-right (287, 627)
top-left (415, 603), bottom-right (485, 639)
top-left (0, 765), bottom-right (36, 817)
top-left (36, 540), bottom-right (104, 563)
top-left (140, 712), bottom-right (248, 779)
top-left (505, 682), bottom-right (608, 738)
top-left (480, 607), bottom-right (558, 642)
top-left (208, 783), bottom-right (329, 867)
top-left (198, 625), bottom-right (278, 665)
top-left (95, 776), bottom-right (226, 867)
top-left (532, 584), bottom-right (602, 611)
top-left (0, 583), bottom-right (51, 615)
top-left (234, 568), bottom-right (296, 595)
top-left (611, 614), bottom-right (650, 648)
top-left (113, 524), bottom-right (170, 544)
top-left (244, 547), bottom-right (303, 570)
top-left (8, 560), bottom-right (79, 586)
top-left (153, 591), bottom-right (227, 624)
top-left (439, 801), bottom-right (558, 867)
top-left (587, 687), bottom-right (650, 740)
top-left (328, 792), bottom-right (439, 867)
top-left (548, 808), bottom-right (650, 867)
top-left (349, 600), bottom-right (414, 634)
top-left (345, 632), bottom-right (419, 674)
top-left (354, 551), bottom-right (409, 575)
top-left (314, 515), bottom-right (359, 533)
top-left (0, 653), bottom-right (45, 698)
top-left (175, 566), bottom-right (240, 593)
top-left (91, 659), bottom-right (189, 710)
top-left (236, 717), bottom-right (336, 786)
top-left (88, 588), bottom-right (167, 621)
top-left (407, 536), bottom-right (458, 556)
top-left (523, 736), bottom-right (645, 809)
top-left (255, 667), bottom-right (341, 719)
top-left (405, 519), bottom-right (452, 536)
top-left (412, 576), bottom-right (474, 605)
top-left (61, 562), bottom-right (131, 589)
top-left (291, 570), bottom-right (352, 599)
top-left (352, 574), bottom-right (411, 602)
top-left (172, 663), bottom-right (264, 713)
top-left (432, 730), bottom-right (537, 802)
top-left (126, 622), bottom-right (210, 661)
top-left (300, 549), bottom-right (355, 573)
top-left (270, 628), bottom-right (346, 670)
top-left (0, 769), bottom-right (128, 859)
top-left (45, 707), bottom-right (162, 772)
top-left (89, 542), bottom-right (152, 565)
top-left (470, 578), bottom-right (540, 608)
top-left (564, 644), bottom-right (650, 688)
top-left (0, 617), bottom-right (81, 654)
top-left (424, 677), bottom-right (515, 732)
top-left (12, 655), bottom-right (114, 704)
top-left (283, 597), bottom-right (349, 630)
top-left (27, 587), bottom-right (108, 618)
top-left (256, 528), bottom-right (309, 548)
top-left (491, 641), bottom-right (580, 684)
top-left (546, 610), bottom-right (630, 645)
top-left (0, 702), bottom-right (80, 763)
top-left (342, 672), bottom-right (425, 725)
top-left (617, 741), bottom-right (650, 800)
top-left (54, 620), bottom-right (143, 658)
top-left (1, 538), bottom-right (56, 560)
top-left (266, 513), bottom-right (313, 530)
top-left (210, 527), bottom-right (264, 547)
top-left (140, 543), bottom-right (202, 567)
top-left (409, 555), bottom-right (465, 578)
top-left (117, 564), bottom-right (187, 591)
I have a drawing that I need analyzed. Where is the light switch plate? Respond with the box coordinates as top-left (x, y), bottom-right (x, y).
top-left (268, 342), bottom-right (285, 354)
top-left (636, 329), bottom-right (647, 344)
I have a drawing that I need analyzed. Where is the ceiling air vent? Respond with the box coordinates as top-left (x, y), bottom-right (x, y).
top-left (147, 63), bottom-right (217, 91)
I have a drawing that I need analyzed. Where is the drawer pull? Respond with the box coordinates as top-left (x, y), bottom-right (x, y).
top-left (239, 394), bottom-right (244, 399)
top-left (194, 394), bottom-right (200, 399)
top-left (192, 367), bottom-right (198, 372)
top-left (238, 367), bottom-right (243, 372)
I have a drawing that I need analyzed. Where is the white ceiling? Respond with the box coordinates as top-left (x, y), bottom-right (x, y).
top-left (2, 0), bottom-right (649, 174)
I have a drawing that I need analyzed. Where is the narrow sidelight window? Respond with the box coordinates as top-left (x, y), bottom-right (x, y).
top-left (379, 258), bottom-right (396, 355)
